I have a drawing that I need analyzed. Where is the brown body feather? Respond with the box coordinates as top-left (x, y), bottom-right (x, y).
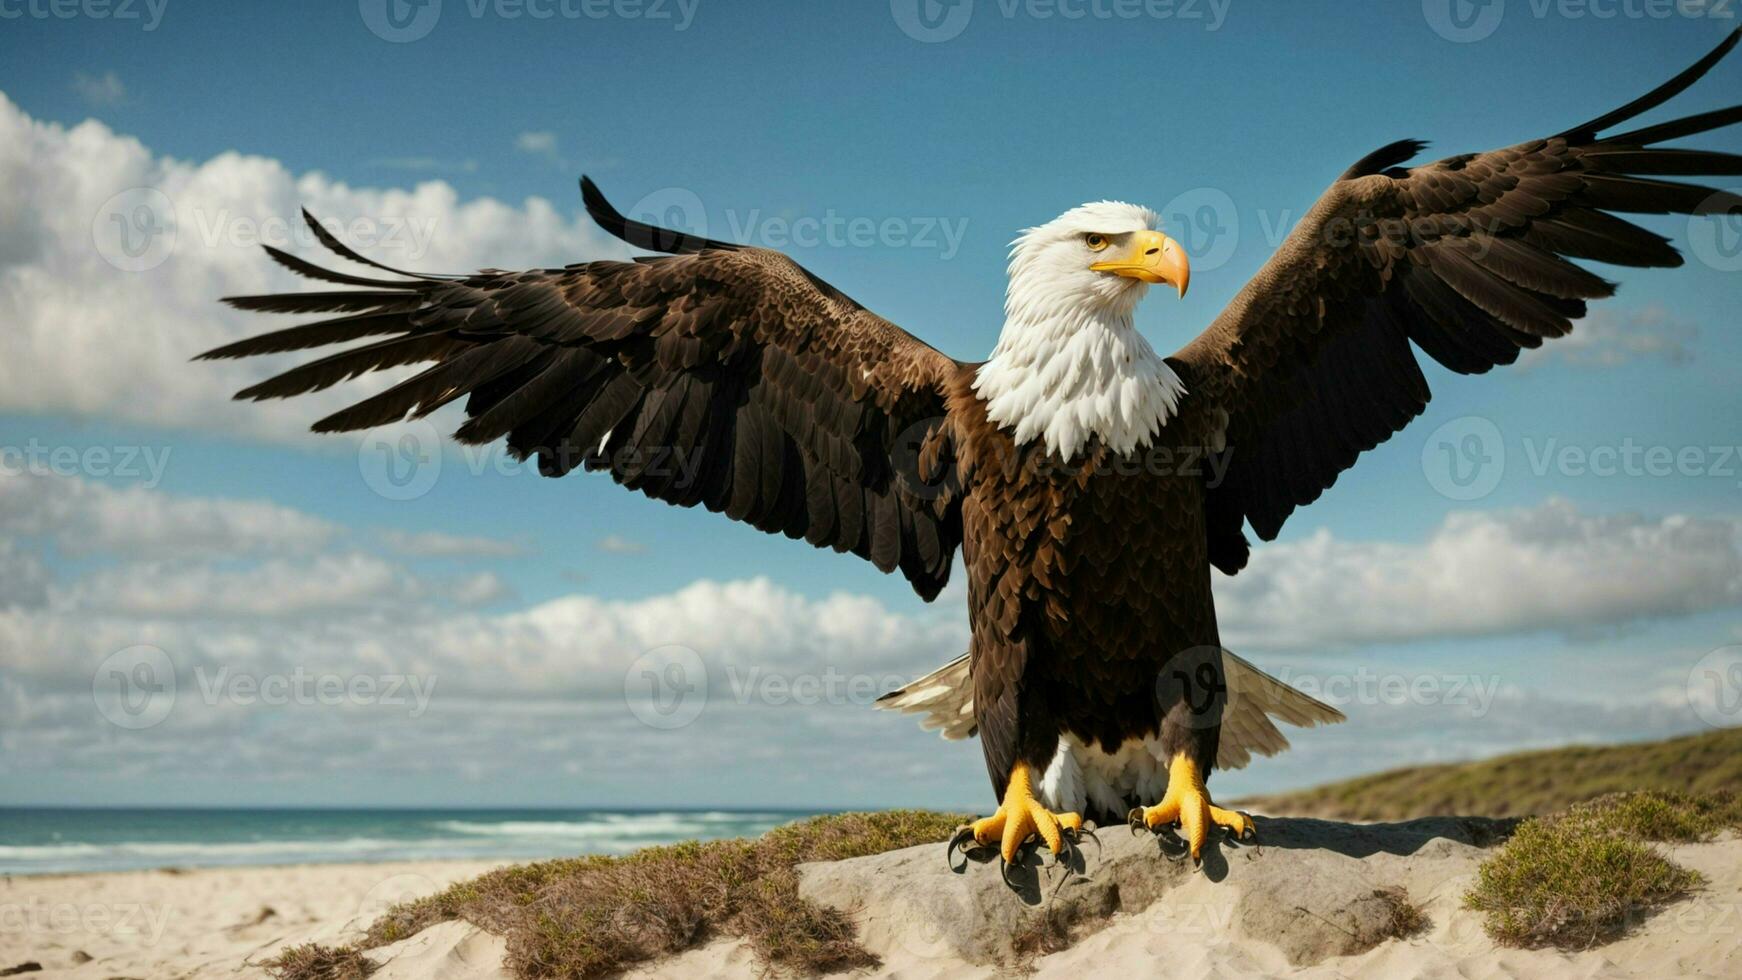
top-left (949, 377), bottom-right (1229, 806)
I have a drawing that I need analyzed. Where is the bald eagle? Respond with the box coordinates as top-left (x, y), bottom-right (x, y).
top-left (205, 32), bottom-right (1742, 872)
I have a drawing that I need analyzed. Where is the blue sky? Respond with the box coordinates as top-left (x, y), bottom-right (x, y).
top-left (2, 1), bottom-right (1742, 809)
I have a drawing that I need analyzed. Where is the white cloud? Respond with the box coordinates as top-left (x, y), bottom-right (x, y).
top-left (1521, 306), bottom-right (1698, 369)
top-left (0, 91), bottom-right (627, 445)
top-left (71, 71), bottom-right (125, 107)
top-left (514, 131), bottom-right (557, 154)
top-left (0, 468), bottom-right (335, 559)
top-left (3, 470), bottom-right (1738, 805)
top-left (62, 553), bottom-right (509, 619)
top-left (369, 157), bottom-right (480, 175)
top-left (595, 534), bottom-right (646, 555)
top-left (378, 529), bottom-right (527, 558)
top-left (0, 540), bottom-right (49, 609)
top-left (1215, 498), bottom-right (1742, 650)
top-left (513, 130), bottom-right (569, 170)
top-left (0, 470), bottom-right (971, 800)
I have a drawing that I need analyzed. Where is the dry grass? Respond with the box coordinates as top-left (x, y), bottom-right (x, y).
top-left (268, 810), bottom-right (967, 980)
top-left (1461, 790), bottom-right (1737, 948)
top-left (1373, 886), bottom-right (1429, 940)
top-left (261, 943), bottom-right (376, 980)
top-left (1239, 727), bottom-right (1742, 821)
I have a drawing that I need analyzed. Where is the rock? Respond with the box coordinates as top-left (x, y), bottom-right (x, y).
top-left (798, 814), bottom-right (1511, 969)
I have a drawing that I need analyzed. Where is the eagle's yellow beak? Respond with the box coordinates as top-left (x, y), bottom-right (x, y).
top-left (1090, 230), bottom-right (1190, 298)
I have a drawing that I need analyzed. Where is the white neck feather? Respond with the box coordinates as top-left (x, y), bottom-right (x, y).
top-left (973, 302), bottom-right (1185, 462)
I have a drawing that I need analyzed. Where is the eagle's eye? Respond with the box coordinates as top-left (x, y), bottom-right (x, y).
top-left (1084, 233), bottom-right (1110, 252)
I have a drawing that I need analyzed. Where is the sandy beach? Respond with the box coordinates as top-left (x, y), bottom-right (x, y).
top-left (4, 823), bottom-right (1738, 979)
top-left (0, 860), bottom-right (503, 979)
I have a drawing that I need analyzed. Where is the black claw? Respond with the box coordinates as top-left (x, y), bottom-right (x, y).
top-left (1073, 824), bottom-right (1103, 860)
top-left (1000, 854), bottom-right (1022, 891)
top-left (1039, 834), bottom-right (1094, 900)
top-left (945, 824), bottom-right (977, 873)
top-left (1127, 807), bottom-right (1147, 836)
top-left (1155, 826), bottom-right (1190, 862)
top-left (1045, 836), bottom-right (1073, 869)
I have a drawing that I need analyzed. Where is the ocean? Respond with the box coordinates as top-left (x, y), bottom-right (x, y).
top-left (0, 808), bottom-right (817, 875)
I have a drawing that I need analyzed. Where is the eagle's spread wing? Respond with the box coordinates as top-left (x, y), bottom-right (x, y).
top-left (203, 180), bottom-right (964, 599)
top-left (1174, 30), bottom-right (1742, 565)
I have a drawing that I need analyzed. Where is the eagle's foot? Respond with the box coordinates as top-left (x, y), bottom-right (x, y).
top-left (946, 760), bottom-right (1090, 881)
top-left (1128, 752), bottom-right (1254, 868)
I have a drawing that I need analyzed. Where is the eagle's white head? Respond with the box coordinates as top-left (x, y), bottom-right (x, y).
top-left (973, 201), bottom-right (1192, 462)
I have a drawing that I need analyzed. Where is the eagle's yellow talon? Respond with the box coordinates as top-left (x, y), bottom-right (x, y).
top-left (1137, 752), bottom-right (1252, 860)
top-left (971, 760), bottom-right (1082, 864)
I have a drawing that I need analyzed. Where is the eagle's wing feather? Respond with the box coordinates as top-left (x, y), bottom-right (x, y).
top-left (1174, 30), bottom-right (1742, 560)
top-left (206, 184), bottom-right (965, 599)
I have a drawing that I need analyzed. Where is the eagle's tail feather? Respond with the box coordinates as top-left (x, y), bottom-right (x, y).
top-left (874, 653), bottom-right (976, 741)
top-left (875, 649), bottom-right (1345, 771)
top-left (1216, 649), bottom-right (1344, 771)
